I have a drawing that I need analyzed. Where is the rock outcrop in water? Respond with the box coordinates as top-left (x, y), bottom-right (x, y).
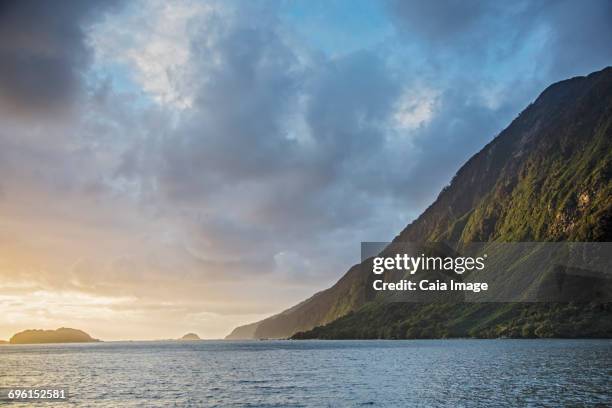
top-left (228, 67), bottom-right (612, 340)
top-left (9, 328), bottom-right (99, 344)
top-left (179, 333), bottom-right (201, 340)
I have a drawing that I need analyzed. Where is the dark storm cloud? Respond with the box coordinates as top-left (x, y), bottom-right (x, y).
top-left (149, 12), bottom-right (402, 238)
top-left (387, 0), bottom-right (612, 78)
top-left (2, 0), bottom-right (607, 270)
top-left (389, 0), bottom-right (492, 43)
top-left (119, 0), bottom-right (612, 279)
top-left (543, 0), bottom-right (612, 79)
top-left (306, 51), bottom-right (398, 162)
top-left (0, 0), bottom-right (122, 116)
top-left (104, 8), bottom-right (409, 279)
top-left (138, 6), bottom-right (301, 203)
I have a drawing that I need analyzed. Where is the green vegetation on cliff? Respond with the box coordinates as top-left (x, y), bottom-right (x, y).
top-left (396, 67), bottom-right (612, 244)
top-left (292, 302), bottom-right (612, 339)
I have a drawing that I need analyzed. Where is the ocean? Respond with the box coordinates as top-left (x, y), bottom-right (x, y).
top-left (1, 339), bottom-right (610, 407)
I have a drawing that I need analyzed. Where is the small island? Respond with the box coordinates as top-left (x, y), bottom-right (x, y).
top-left (9, 328), bottom-right (99, 344)
top-left (179, 333), bottom-right (201, 341)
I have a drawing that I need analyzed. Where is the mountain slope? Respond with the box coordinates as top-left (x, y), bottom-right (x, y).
top-left (226, 263), bottom-right (371, 339)
top-left (227, 67), bottom-right (612, 340)
top-left (396, 68), bottom-right (612, 243)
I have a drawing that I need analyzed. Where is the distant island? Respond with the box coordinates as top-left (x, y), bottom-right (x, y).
top-left (179, 333), bottom-right (201, 340)
top-left (0, 340), bottom-right (8, 345)
top-left (9, 328), bottom-right (99, 344)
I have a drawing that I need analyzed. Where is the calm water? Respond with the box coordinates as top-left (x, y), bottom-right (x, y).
top-left (0, 339), bottom-right (610, 407)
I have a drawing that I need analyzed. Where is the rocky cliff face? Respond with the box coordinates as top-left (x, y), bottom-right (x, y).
top-left (227, 67), bottom-right (612, 340)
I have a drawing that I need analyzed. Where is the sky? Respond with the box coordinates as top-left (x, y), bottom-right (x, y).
top-left (0, 0), bottom-right (611, 340)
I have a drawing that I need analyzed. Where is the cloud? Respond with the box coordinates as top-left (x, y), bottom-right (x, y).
top-left (543, 0), bottom-right (612, 79)
top-left (389, 0), bottom-right (493, 43)
top-left (387, 0), bottom-right (612, 80)
top-left (0, 0), bottom-right (123, 117)
top-left (90, 0), bottom-right (213, 108)
top-left (107, 3), bottom-right (403, 245)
